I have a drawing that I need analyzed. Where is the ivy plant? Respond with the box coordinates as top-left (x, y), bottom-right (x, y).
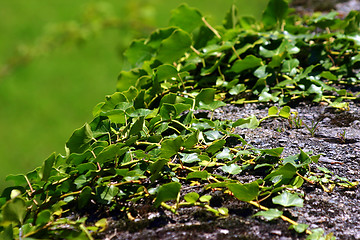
top-left (1, 0), bottom-right (359, 239)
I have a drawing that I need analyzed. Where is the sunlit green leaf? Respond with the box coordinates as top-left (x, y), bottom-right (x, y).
top-left (184, 192), bottom-right (199, 203)
top-left (157, 29), bottom-right (192, 63)
top-left (227, 181), bottom-right (259, 202)
top-left (253, 208), bottom-right (283, 221)
top-left (272, 191), bottom-right (304, 207)
top-left (169, 4), bottom-right (203, 33)
top-left (221, 163), bottom-right (241, 175)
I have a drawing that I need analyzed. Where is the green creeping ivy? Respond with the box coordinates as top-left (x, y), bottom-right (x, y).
top-left (1, 1), bottom-right (359, 239)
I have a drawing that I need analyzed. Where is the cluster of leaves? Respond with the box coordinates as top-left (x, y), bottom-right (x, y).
top-left (1, 0), bottom-right (359, 239)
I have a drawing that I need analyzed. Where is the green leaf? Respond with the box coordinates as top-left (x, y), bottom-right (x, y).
top-left (279, 106), bottom-right (291, 118)
top-left (230, 55), bottom-right (262, 73)
top-left (223, 5), bottom-right (239, 29)
top-left (253, 208), bottom-right (283, 221)
top-left (96, 143), bottom-right (127, 164)
top-left (258, 147), bottom-right (284, 157)
top-left (96, 185), bottom-right (119, 204)
top-left (65, 123), bottom-right (94, 155)
top-left (221, 163), bottom-right (241, 175)
top-left (41, 152), bottom-right (56, 182)
top-left (262, 0), bottom-right (289, 28)
top-left (186, 171), bottom-right (209, 180)
top-left (204, 130), bottom-right (223, 141)
top-left (289, 223), bottom-right (309, 233)
top-left (124, 39), bottom-right (153, 67)
top-left (127, 108), bottom-right (153, 118)
top-left (272, 191), bottom-right (304, 207)
top-left (180, 153), bottom-right (200, 163)
top-left (1, 197), bottom-right (26, 224)
top-left (153, 182), bottom-right (181, 208)
top-left (78, 186), bottom-right (92, 209)
top-left (227, 181), bottom-right (259, 202)
top-left (0, 224), bottom-right (13, 240)
top-left (160, 136), bottom-right (184, 158)
top-left (206, 139), bottom-right (226, 154)
top-left (199, 195), bottom-right (212, 202)
top-left (265, 162), bottom-right (297, 186)
top-left (169, 4), bottom-right (203, 33)
top-left (281, 59), bottom-right (299, 76)
top-left (198, 101), bottom-right (226, 111)
top-left (36, 210), bottom-right (52, 225)
top-left (157, 29), bottom-right (192, 63)
top-left (156, 64), bottom-right (179, 83)
top-left (216, 148), bottom-right (232, 160)
top-left (129, 117), bottom-right (145, 136)
top-left (268, 106), bottom-right (278, 116)
top-left (184, 192), bottom-right (199, 203)
top-left (232, 115), bottom-right (259, 129)
top-left (195, 88), bottom-right (216, 105)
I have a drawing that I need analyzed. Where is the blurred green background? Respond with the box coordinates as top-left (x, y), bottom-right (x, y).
top-left (0, 0), bottom-right (268, 190)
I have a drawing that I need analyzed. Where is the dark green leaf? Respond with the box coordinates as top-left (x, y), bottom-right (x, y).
top-left (160, 136), bottom-right (184, 158)
top-left (227, 181), bottom-right (259, 202)
top-left (78, 186), bottom-right (92, 209)
top-left (230, 55), bottom-right (263, 73)
top-left (186, 171), bottom-right (209, 180)
top-left (153, 182), bottom-right (181, 208)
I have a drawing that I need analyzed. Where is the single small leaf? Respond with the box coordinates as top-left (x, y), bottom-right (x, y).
top-left (227, 181), bottom-right (259, 202)
top-left (253, 208), bottom-right (283, 221)
top-left (199, 195), bottom-right (212, 202)
top-left (206, 139), bottom-right (226, 154)
top-left (268, 106), bottom-right (278, 116)
top-left (2, 197), bottom-right (26, 224)
top-left (265, 162), bottom-right (297, 186)
top-left (160, 136), bottom-right (184, 158)
top-left (96, 185), bottom-right (119, 204)
top-left (36, 210), bottom-right (52, 225)
top-left (262, 0), bottom-right (289, 28)
top-left (221, 164), bottom-right (241, 175)
top-left (186, 171), bottom-right (209, 180)
top-left (184, 192), bottom-right (199, 203)
top-left (169, 4), bottom-right (203, 33)
top-left (78, 186), bottom-right (92, 209)
top-left (157, 29), bottom-right (192, 63)
top-left (65, 123), bottom-right (93, 155)
top-left (204, 130), bottom-right (223, 141)
top-left (289, 223), bottom-right (309, 233)
top-left (124, 39), bottom-right (153, 67)
top-left (41, 153), bottom-right (56, 182)
top-left (232, 115), bottom-right (259, 129)
top-left (153, 182), bottom-right (181, 208)
top-left (216, 148), bottom-right (232, 160)
top-left (180, 153), bottom-right (200, 163)
top-left (272, 191), bottom-right (304, 207)
top-left (230, 55), bottom-right (262, 73)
